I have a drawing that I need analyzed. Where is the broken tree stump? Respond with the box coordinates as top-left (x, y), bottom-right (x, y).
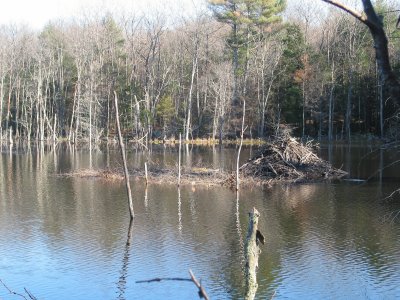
top-left (245, 207), bottom-right (263, 300)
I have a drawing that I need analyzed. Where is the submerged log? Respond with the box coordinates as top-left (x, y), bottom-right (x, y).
top-left (245, 207), bottom-right (262, 300)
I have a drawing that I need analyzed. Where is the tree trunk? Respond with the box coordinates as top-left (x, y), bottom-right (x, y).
top-left (178, 133), bottom-right (182, 187)
top-left (346, 68), bottom-right (353, 141)
top-left (69, 84), bottom-right (78, 142)
top-left (185, 40), bottom-right (198, 142)
top-left (236, 99), bottom-right (245, 191)
top-left (302, 80), bottom-right (306, 138)
top-left (245, 207), bottom-right (262, 300)
top-left (232, 22), bottom-right (239, 107)
top-left (378, 73), bottom-right (384, 138)
top-left (0, 76), bottom-right (4, 140)
top-left (328, 62), bottom-right (335, 141)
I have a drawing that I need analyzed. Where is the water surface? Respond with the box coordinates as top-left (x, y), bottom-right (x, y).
top-left (0, 143), bottom-right (399, 299)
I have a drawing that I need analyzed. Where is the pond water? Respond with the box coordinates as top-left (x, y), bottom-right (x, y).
top-left (0, 142), bottom-right (399, 299)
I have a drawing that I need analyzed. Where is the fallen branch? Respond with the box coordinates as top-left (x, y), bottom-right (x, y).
top-left (189, 269), bottom-right (210, 300)
top-left (136, 277), bottom-right (192, 283)
top-left (136, 270), bottom-right (210, 300)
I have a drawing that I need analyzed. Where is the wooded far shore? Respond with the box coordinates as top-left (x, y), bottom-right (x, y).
top-left (1, 0), bottom-right (400, 146)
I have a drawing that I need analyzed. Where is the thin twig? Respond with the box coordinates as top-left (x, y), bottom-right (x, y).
top-left (0, 279), bottom-right (31, 300)
top-left (24, 288), bottom-right (38, 300)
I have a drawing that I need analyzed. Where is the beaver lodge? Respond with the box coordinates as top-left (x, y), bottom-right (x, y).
top-left (62, 134), bottom-right (347, 187)
top-left (235, 134), bottom-right (347, 186)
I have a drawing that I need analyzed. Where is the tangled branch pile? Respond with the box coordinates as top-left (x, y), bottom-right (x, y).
top-left (240, 135), bottom-right (347, 183)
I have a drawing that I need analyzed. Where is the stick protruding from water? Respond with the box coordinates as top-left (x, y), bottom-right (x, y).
top-left (114, 91), bottom-right (134, 219)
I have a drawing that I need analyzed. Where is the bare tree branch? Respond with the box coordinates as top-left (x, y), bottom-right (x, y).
top-left (24, 288), bottom-right (38, 300)
top-left (135, 270), bottom-right (210, 300)
top-left (320, 0), bottom-right (366, 23)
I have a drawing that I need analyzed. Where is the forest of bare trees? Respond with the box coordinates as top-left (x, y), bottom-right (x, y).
top-left (0, 0), bottom-right (399, 145)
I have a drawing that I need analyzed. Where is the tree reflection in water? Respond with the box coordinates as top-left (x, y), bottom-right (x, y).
top-left (117, 219), bottom-right (134, 300)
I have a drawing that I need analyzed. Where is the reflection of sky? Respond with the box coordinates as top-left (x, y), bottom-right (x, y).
top-left (0, 148), bottom-right (400, 299)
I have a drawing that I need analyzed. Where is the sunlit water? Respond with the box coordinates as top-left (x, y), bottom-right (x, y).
top-left (0, 143), bottom-right (399, 299)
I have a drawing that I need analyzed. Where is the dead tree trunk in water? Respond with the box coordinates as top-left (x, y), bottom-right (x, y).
top-left (245, 207), bottom-right (263, 300)
top-left (114, 91), bottom-right (134, 220)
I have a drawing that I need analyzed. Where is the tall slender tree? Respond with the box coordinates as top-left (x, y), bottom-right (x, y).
top-left (209, 0), bottom-right (286, 106)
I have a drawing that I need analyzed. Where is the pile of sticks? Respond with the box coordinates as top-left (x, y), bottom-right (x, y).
top-left (240, 134), bottom-right (347, 183)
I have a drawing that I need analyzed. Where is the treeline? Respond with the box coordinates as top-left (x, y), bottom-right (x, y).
top-left (0, 0), bottom-right (399, 144)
